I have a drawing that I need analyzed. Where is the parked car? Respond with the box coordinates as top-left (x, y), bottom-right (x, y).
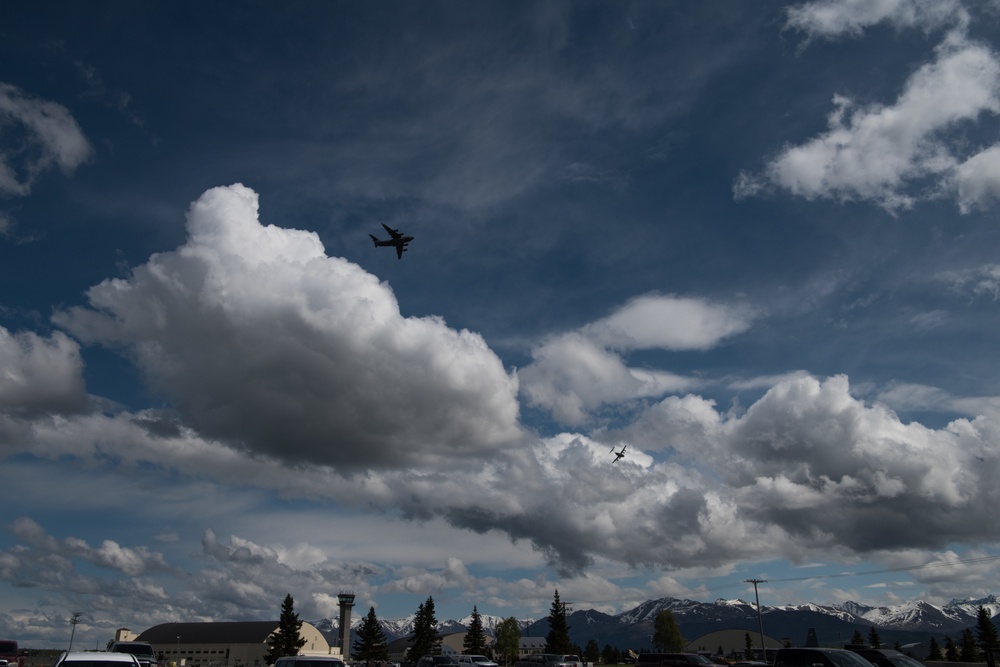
top-left (773, 648), bottom-right (876, 667)
top-left (416, 657), bottom-right (462, 667)
top-left (54, 652), bottom-right (143, 667)
top-left (635, 654), bottom-right (721, 667)
top-left (108, 642), bottom-right (159, 667)
top-left (513, 654), bottom-right (582, 667)
top-left (846, 649), bottom-right (923, 667)
top-left (274, 657), bottom-right (347, 667)
top-left (456, 657), bottom-right (498, 667)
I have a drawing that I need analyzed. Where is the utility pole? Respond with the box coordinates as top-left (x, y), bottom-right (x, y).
top-left (745, 579), bottom-right (767, 661)
top-left (68, 612), bottom-right (82, 651)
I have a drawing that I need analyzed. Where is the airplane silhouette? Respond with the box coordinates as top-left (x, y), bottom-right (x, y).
top-left (610, 445), bottom-right (626, 463)
top-left (370, 223), bottom-right (414, 259)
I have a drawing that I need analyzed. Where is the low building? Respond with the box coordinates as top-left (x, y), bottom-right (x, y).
top-left (685, 630), bottom-right (784, 659)
top-left (517, 638), bottom-right (545, 658)
top-left (137, 621), bottom-right (337, 667)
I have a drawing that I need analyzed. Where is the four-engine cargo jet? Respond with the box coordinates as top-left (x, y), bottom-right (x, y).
top-left (611, 445), bottom-right (626, 463)
top-left (370, 223), bottom-right (414, 259)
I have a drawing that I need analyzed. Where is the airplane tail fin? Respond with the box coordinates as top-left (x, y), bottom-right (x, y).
top-left (369, 234), bottom-right (379, 246)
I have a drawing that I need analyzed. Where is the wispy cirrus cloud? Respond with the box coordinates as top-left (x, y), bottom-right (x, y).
top-left (0, 83), bottom-right (92, 197)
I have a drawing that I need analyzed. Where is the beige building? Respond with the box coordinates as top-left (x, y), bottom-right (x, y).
top-left (136, 621), bottom-right (338, 667)
top-left (685, 629), bottom-right (784, 659)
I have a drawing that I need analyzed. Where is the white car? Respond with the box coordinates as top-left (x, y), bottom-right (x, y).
top-left (457, 657), bottom-right (499, 667)
top-left (54, 652), bottom-right (142, 667)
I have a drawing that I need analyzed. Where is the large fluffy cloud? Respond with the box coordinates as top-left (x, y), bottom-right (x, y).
top-left (737, 3), bottom-right (1000, 212)
top-left (612, 374), bottom-right (1000, 558)
top-left (54, 184), bottom-right (522, 469)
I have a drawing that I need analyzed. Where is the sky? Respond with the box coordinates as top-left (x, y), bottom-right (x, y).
top-left (3, 0), bottom-right (1000, 650)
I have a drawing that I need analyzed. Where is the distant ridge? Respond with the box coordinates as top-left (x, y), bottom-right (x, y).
top-left (313, 594), bottom-right (1000, 651)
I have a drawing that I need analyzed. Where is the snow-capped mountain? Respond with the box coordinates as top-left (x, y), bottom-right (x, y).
top-left (313, 594), bottom-right (1000, 650)
top-left (834, 595), bottom-right (1000, 631)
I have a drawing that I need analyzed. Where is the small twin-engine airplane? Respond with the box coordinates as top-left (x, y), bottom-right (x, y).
top-left (611, 445), bottom-right (627, 463)
top-left (370, 223), bottom-right (414, 259)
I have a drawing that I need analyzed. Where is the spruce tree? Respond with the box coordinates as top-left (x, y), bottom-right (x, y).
top-left (494, 617), bottom-right (521, 666)
top-left (927, 637), bottom-right (942, 661)
top-left (463, 606), bottom-right (488, 655)
top-left (545, 589), bottom-right (572, 654)
top-left (265, 594), bottom-right (307, 664)
top-left (408, 596), bottom-right (441, 661)
top-left (960, 628), bottom-right (979, 662)
top-left (851, 630), bottom-right (865, 646)
top-left (744, 633), bottom-right (753, 660)
top-left (653, 610), bottom-right (685, 652)
top-left (867, 627), bottom-right (881, 649)
top-left (583, 640), bottom-right (600, 665)
top-left (354, 607), bottom-right (389, 664)
top-left (945, 636), bottom-right (958, 661)
top-left (976, 605), bottom-right (1000, 657)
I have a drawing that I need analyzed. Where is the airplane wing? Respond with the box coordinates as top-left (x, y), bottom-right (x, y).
top-left (382, 223), bottom-right (402, 239)
top-left (395, 244), bottom-right (404, 259)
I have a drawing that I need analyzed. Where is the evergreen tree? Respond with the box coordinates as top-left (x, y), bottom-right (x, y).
top-left (464, 606), bottom-right (488, 655)
top-left (494, 617), bottom-right (521, 667)
top-left (927, 637), bottom-right (943, 661)
top-left (601, 645), bottom-right (618, 665)
top-left (851, 630), bottom-right (865, 646)
top-left (976, 605), bottom-right (1000, 657)
top-left (265, 594), bottom-right (307, 665)
top-left (652, 610), bottom-right (685, 652)
top-left (408, 597), bottom-right (441, 661)
top-left (744, 633), bottom-right (754, 660)
top-left (867, 627), bottom-right (881, 649)
top-left (945, 636), bottom-right (958, 662)
top-left (960, 628), bottom-right (979, 662)
top-left (353, 607), bottom-right (389, 664)
top-left (584, 640), bottom-right (600, 664)
top-left (545, 589), bottom-right (572, 654)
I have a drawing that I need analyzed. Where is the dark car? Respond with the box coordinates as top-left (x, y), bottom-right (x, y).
top-left (636, 654), bottom-right (720, 667)
top-left (847, 649), bottom-right (923, 667)
top-left (773, 648), bottom-right (876, 667)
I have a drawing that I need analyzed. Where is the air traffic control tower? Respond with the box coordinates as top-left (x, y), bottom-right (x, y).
top-left (338, 592), bottom-right (356, 661)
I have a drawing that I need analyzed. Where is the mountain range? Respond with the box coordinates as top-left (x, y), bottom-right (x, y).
top-left (313, 595), bottom-right (1000, 652)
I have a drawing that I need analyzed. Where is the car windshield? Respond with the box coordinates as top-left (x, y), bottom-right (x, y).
top-left (888, 658), bottom-right (922, 667)
top-left (827, 653), bottom-right (876, 667)
top-left (64, 662), bottom-right (136, 667)
top-left (690, 658), bottom-right (714, 665)
top-left (0, 643), bottom-right (17, 654)
top-left (114, 647), bottom-right (153, 658)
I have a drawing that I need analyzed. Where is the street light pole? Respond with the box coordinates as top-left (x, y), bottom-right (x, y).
top-left (745, 579), bottom-right (767, 661)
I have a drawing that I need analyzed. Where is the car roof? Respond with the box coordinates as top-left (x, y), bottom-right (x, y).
top-left (60, 653), bottom-right (142, 663)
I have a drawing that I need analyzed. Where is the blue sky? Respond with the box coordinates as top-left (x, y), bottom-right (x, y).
top-left (3, 0), bottom-right (1000, 650)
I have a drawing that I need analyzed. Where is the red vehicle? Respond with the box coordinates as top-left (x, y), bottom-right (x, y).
top-left (0, 640), bottom-right (25, 667)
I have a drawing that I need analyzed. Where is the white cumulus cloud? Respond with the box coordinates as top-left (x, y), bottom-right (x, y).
top-left (54, 184), bottom-right (523, 470)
